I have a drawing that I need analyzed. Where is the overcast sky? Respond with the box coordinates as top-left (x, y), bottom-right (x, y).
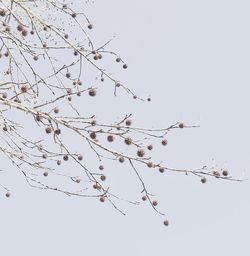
top-left (1, 1), bottom-right (250, 255)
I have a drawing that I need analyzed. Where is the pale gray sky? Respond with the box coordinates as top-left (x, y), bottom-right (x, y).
top-left (1, 1), bottom-right (250, 255)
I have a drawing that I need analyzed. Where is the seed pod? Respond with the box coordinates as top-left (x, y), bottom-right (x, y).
top-left (88, 88), bottom-right (97, 96)
top-left (152, 200), bottom-right (158, 206)
top-left (45, 127), bottom-right (52, 134)
top-left (142, 196), bottom-right (147, 201)
top-left (137, 149), bottom-right (145, 158)
top-left (161, 139), bottom-right (168, 146)
top-left (63, 155), bottom-right (69, 161)
top-left (90, 132), bottom-right (96, 139)
top-left (159, 167), bottom-right (165, 173)
top-left (125, 119), bottom-right (132, 126)
top-left (201, 177), bottom-right (207, 184)
top-left (99, 197), bottom-right (105, 202)
top-left (43, 171), bottom-right (49, 177)
top-left (100, 175), bottom-right (106, 181)
top-left (222, 170), bottom-right (229, 176)
top-left (124, 137), bottom-right (132, 145)
top-left (5, 192), bottom-right (10, 198)
top-left (77, 154), bottom-right (83, 161)
top-left (163, 220), bottom-right (169, 226)
top-left (147, 144), bottom-right (153, 150)
top-left (179, 123), bottom-right (184, 128)
top-left (107, 135), bottom-right (114, 142)
top-left (118, 156), bottom-right (125, 163)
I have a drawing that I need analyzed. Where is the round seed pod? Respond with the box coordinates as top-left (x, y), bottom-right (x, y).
top-left (124, 137), bottom-right (132, 145)
top-left (107, 135), bottom-right (114, 142)
top-left (100, 175), bottom-right (106, 181)
top-left (179, 123), bottom-right (184, 128)
top-left (77, 154), bottom-right (83, 161)
top-left (45, 127), bottom-right (52, 134)
top-left (99, 197), bottom-right (105, 202)
top-left (159, 167), bottom-right (165, 173)
top-left (137, 149), bottom-right (145, 158)
top-left (5, 192), bottom-right (10, 198)
top-left (161, 139), bottom-right (168, 146)
top-left (222, 170), bottom-right (229, 176)
top-left (163, 220), bottom-right (169, 226)
top-left (152, 200), bottom-right (158, 206)
top-left (63, 155), bottom-right (69, 161)
top-left (201, 177), bottom-right (207, 184)
top-left (88, 88), bottom-right (96, 97)
top-left (90, 132), bottom-right (96, 139)
top-left (43, 171), bottom-right (49, 177)
top-left (118, 156), bottom-right (125, 163)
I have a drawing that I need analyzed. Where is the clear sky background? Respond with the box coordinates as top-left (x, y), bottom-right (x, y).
top-left (1, 0), bottom-right (250, 255)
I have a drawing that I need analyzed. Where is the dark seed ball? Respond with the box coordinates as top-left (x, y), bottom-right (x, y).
top-left (152, 200), bottom-right (158, 206)
top-left (137, 149), bottom-right (145, 158)
top-left (118, 156), bottom-right (125, 163)
top-left (147, 162), bottom-right (154, 168)
top-left (77, 92), bottom-right (81, 96)
top-left (90, 132), bottom-right (96, 139)
top-left (42, 154), bottom-right (48, 159)
top-left (99, 197), bottom-right (105, 202)
top-left (201, 177), bottom-right (207, 184)
top-left (30, 30), bottom-right (35, 35)
top-left (125, 119), bottom-right (132, 126)
top-left (179, 123), bottom-right (184, 128)
top-left (124, 137), bottom-right (132, 145)
top-left (5, 192), bottom-right (11, 198)
top-left (159, 167), bottom-right (165, 173)
top-left (123, 64), bottom-right (128, 69)
top-left (77, 154), bottom-right (83, 161)
top-left (76, 177), bottom-right (81, 183)
top-left (66, 72), bottom-right (71, 78)
top-left (45, 127), bottom-right (52, 134)
top-left (57, 160), bottom-right (61, 165)
top-left (93, 55), bottom-right (99, 60)
top-left (107, 135), bottom-right (114, 142)
top-left (147, 144), bottom-right (153, 150)
top-left (88, 24), bottom-right (93, 29)
top-left (71, 13), bottom-right (77, 18)
top-left (0, 9), bottom-right (6, 17)
top-left (213, 171), bottom-right (220, 178)
top-left (33, 55), bottom-right (38, 61)
top-left (54, 107), bottom-right (59, 114)
top-left (163, 220), bottom-right (169, 226)
top-left (43, 171), bottom-right (48, 177)
top-left (100, 175), bottom-right (106, 181)
top-left (54, 129), bottom-right (61, 135)
top-left (67, 96), bottom-right (72, 101)
top-left (21, 30), bottom-right (28, 36)
top-left (64, 34), bottom-right (69, 39)
top-left (116, 57), bottom-right (121, 62)
top-left (142, 196), bottom-right (147, 201)
top-left (63, 155), bottom-right (69, 161)
top-left (99, 165), bottom-right (104, 170)
top-left (161, 139), bottom-right (168, 146)
top-left (17, 24), bottom-right (24, 31)
top-left (36, 114), bottom-right (42, 121)
top-left (101, 78), bottom-right (104, 82)
top-left (222, 170), bottom-right (229, 176)
top-left (20, 85), bottom-right (28, 93)
top-left (88, 88), bottom-right (97, 97)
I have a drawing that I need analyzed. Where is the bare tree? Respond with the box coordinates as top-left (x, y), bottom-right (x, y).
top-left (0, 0), bottom-right (238, 225)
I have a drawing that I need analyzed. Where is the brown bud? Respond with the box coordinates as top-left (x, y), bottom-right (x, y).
top-left (5, 192), bottom-right (10, 198)
top-left (152, 200), bottom-right (158, 206)
top-left (100, 175), bottom-right (106, 181)
top-left (63, 155), bottom-right (69, 161)
top-left (222, 170), bottom-right (229, 176)
top-left (201, 177), bottom-right (207, 184)
top-left (107, 135), bottom-right (114, 142)
top-left (179, 123), bottom-right (184, 128)
top-left (88, 88), bottom-right (97, 97)
top-left (161, 139), bottom-right (168, 146)
top-left (43, 171), bottom-right (49, 177)
top-left (77, 154), bottom-right (83, 161)
top-left (124, 137), bottom-right (132, 145)
top-left (137, 148), bottom-right (145, 158)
